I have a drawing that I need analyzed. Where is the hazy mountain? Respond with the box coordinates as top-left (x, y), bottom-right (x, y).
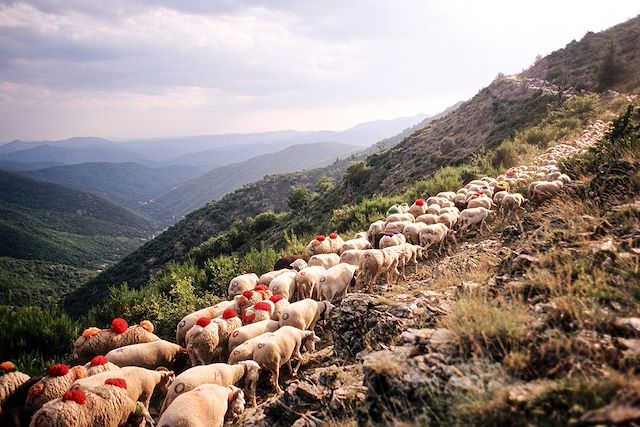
top-left (143, 141), bottom-right (361, 221)
top-left (21, 162), bottom-right (208, 218)
top-left (0, 143), bottom-right (141, 165)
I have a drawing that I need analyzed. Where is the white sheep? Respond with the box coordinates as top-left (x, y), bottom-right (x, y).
top-left (241, 301), bottom-right (276, 324)
top-left (26, 364), bottom-right (88, 410)
top-left (0, 362), bottom-right (30, 412)
top-left (385, 212), bottom-right (415, 223)
top-left (227, 320), bottom-right (281, 355)
top-left (227, 273), bottom-right (260, 300)
top-left (438, 212), bottom-right (459, 229)
top-left (379, 232), bottom-right (407, 249)
top-left (426, 204), bottom-right (441, 214)
top-left (294, 266), bottom-right (326, 300)
top-left (257, 269), bottom-right (290, 286)
top-left (357, 248), bottom-right (401, 292)
top-left (367, 221), bottom-right (386, 243)
top-left (279, 299), bottom-right (334, 336)
top-left (467, 194), bottom-right (493, 209)
top-left (105, 339), bottom-right (187, 371)
top-left (176, 300), bottom-right (236, 346)
top-left (289, 258), bottom-right (308, 271)
top-left (402, 222), bottom-right (429, 245)
top-left (316, 263), bottom-right (359, 302)
top-left (339, 237), bottom-right (372, 253)
top-left (500, 193), bottom-right (526, 216)
top-left (268, 270), bottom-right (298, 300)
top-left (394, 243), bottom-right (425, 279)
top-left (407, 199), bottom-right (427, 217)
top-left (72, 319), bottom-right (159, 362)
top-left (84, 356), bottom-right (120, 376)
top-left (157, 384), bottom-right (245, 427)
top-left (72, 366), bottom-right (174, 410)
top-left (159, 360), bottom-right (260, 413)
top-left (339, 249), bottom-right (367, 266)
top-left (251, 326), bottom-right (319, 394)
top-left (531, 180), bottom-right (564, 201)
top-left (418, 223), bottom-right (455, 254)
top-left (384, 220), bottom-right (413, 233)
top-left (269, 295), bottom-right (291, 321)
top-left (185, 310), bottom-right (242, 365)
top-left (436, 191), bottom-right (457, 201)
top-left (458, 207), bottom-right (496, 233)
top-left (415, 213), bottom-right (440, 225)
top-left (308, 253), bottom-right (340, 269)
top-left (306, 234), bottom-right (343, 255)
top-left (29, 379), bottom-right (152, 427)
top-left (228, 332), bottom-right (276, 365)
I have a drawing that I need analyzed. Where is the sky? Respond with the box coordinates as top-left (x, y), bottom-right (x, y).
top-left (0, 1), bottom-right (638, 141)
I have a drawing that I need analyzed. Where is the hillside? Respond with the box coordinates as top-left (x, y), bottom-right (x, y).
top-left (0, 170), bottom-right (154, 306)
top-left (21, 162), bottom-right (207, 219)
top-left (144, 142), bottom-right (361, 221)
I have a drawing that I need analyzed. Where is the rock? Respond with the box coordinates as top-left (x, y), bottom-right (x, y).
top-left (512, 254), bottom-right (539, 270)
top-left (615, 317), bottom-right (640, 335)
top-left (578, 389), bottom-right (640, 426)
top-left (619, 338), bottom-right (640, 352)
top-left (459, 281), bottom-right (482, 295)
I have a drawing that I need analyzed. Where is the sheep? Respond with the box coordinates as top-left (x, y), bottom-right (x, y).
top-left (308, 253), bottom-right (340, 269)
top-left (493, 190), bottom-right (509, 206)
top-left (426, 203), bottom-right (441, 215)
top-left (279, 299), bottom-right (334, 335)
top-left (408, 199), bottom-right (427, 217)
top-left (384, 220), bottom-right (413, 233)
top-left (72, 366), bottom-right (175, 410)
top-left (105, 340), bottom-right (189, 372)
top-left (531, 180), bottom-right (564, 201)
top-left (367, 220), bottom-right (386, 243)
top-left (357, 248), bottom-right (401, 292)
top-left (385, 212), bottom-right (415, 223)
top-left (418, 223), bottom-right (455, 255)
top-left (236, 287), bottom-right (272, 314)
top-left (185, 310), bottom-right (242, 365)
top-left (458, 207), bottom-right (496, 233)
top-left (269, 295), bottom-right (291, 321)
top-left (159, 360), bottom-right (260, 413)
top-left (379, 232), bottom-right (407, 248)
top-left (84, 356), bottom-right (120, 376)
top-left (339, 249), bottom-right (367, 266)
top-left (316, 263), bottom-right (359, 302)
top-left (26, 364), bottom-right (88, 410)
top-left (227, 273), bottom-right (260, 299)
top-left (394, 243), bottom-right (425, 279)
top-left (440, 206), bottom-right (460, 215)
top-left (176, 300), bottom-right (236, 346)
top-left (386, 203), bottom-right (409, 215)
top-left (289, 258), bottom-right (308, 271)
top-left (0, 362), bottom-right (30, 413)
top-left (227, 320), bottom-right (281, 355)
top-left (273, 254), bottom-right (309, 271)
top-left (157, 384), bottom-right (245, 427)
top-left (257, 269), bottom-right (290, 286)
top-left (228, 332), bottom-right (276, 366)
top-left (402, 222), bottom-right (429, 245)
top-left (339, 237), bottom-right (373, 253)
top-left (467, 194), bottom-right (493, 210)
top-left (438, 212), bottom-right (459, 229)
top-left (251, 326), bottom-right (319, 394)
top-left (72, 318), bottom-right (159, 362)
top-left (241, 301), bottom-right (275, 324)
top-left (415, 213), bottom-right (440, 225)
top-left (294, 266), bottom-right (326, 300)
top-left (500, 193), bottom-right (526, 216)
top-left (268, 270), bottom-right (298, 301)
top-left (353, 231), bottom-right (369, 240)
top-left (436, 191), bottom-right (457, 202)
top-left (29, 379), bottom-right (152, 427)
top-left (306, 233), bottom-right (343, 255)
top-left (0, 374), bottom-right (41, 426)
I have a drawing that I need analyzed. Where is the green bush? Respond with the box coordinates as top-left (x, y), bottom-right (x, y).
top-left (203, 255), bottom-right (240, 297)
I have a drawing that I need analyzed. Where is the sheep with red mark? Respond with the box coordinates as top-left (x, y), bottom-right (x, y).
top-left (466, 194), bottom-right (493, 210)
top-left (0, 362), bottom-right (30, 415)
top-left (379, 231), bottom-right (407, 249)
top-left (294, 266), bottom-right (326, 300)
top-left (72, 366), bottom-right (174, 410)
top-left (306, 233), bottom-right (343, 255)
top-left (72, 319), bottom-right (159, 362)
top-left (26, 364), bottom-right (88, 410)
top-left (418, 223), bottom-right (455, 255)
top-left (458, 207), bottom-right (496, 233)
top-left (242, 301), bottom-right (276, 325)
top-left (29, 379), bottom-right (152, 427)
top-left (339, 237), bottom-right (372, 253)
top-left (268, 270), bottom-right (298, 301)
top-left (339, 249), bottom-right (367, 266)
top-left (227, 320), bottom-right (281, 355)
top-left (84, 356), bottom-right (119, 376)
top-left (408, 199), bottom-right (427, 217)
top-left (316, 263), bottom-right (359, 302)
top-left (308, 253), bottom-right (340, 269)
top-left (157, 384), bottom-right (245, 427)
top-left (269, 295), bottom-right (290, 321)
top-left (176, 300), bottom-right (236, 346)
top-left (357, 248), bottom-right (401, 292)
top-left (159, 360), bottom-right (259, 413)
top-left (227, 273), bottom-right (259, 300)
top-left (185, 310), bottom-right (242, 365)
top-left (251, 327), bottom-right (319, 394)
top-left (105, 340), bottom-right (189, 372)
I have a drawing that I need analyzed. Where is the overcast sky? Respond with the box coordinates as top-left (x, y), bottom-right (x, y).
top-left (0, 1), bottom-right (638, 141)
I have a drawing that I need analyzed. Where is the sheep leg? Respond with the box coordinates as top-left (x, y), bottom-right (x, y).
top-left (272, 364), bottom-right (284, 394)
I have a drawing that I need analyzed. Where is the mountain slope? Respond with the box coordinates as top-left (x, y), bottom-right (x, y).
top-left (21, 162), bottom-right (207, 218)
top-left (143, 142), bottom-right (361, 221)
top-left (0, 170), bottom-right (154, 306)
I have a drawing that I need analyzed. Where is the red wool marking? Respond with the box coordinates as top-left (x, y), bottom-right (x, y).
top-left (254, 285), bottom-right (269, 291)
top-left (242, 290), bottom-right (254, 299)
top-left (415, 199), bottom-right (425, 206)
top-left (329, 233), bottom-right (338, 239)
top-left (242, 312), bottom-right (256, 324)
top-left (110, 318), bottom-right (128, 334)
top-left (315, 235), bottom-right (326, 242)
top-left (104, 378), bottom-right (127, 389)
top-left (196, 317), bottom-right (211, 327)
top-left (62, 389), bottom-right (87, 405)
top-left (269, 295), bottom-right (284, 303)
top-left (90, 356), bottom-right (109, 366)
top-left (48, 364), bottom-right (70, 377)
top-left (0, 361), bottom-right (15, 372)
top-left (254, 302), bottom-right (272, 312)
top-left (222, 309), bottom-right (238, 319)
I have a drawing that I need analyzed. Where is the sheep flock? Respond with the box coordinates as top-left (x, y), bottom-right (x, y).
top-left (0, 120), bottom-right (610, 426)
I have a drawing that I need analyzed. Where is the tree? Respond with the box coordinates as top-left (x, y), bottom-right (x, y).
top-left (598, 42), bottom-right (623, 90)
top-left (288, 186), bottom-right (315, 216)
